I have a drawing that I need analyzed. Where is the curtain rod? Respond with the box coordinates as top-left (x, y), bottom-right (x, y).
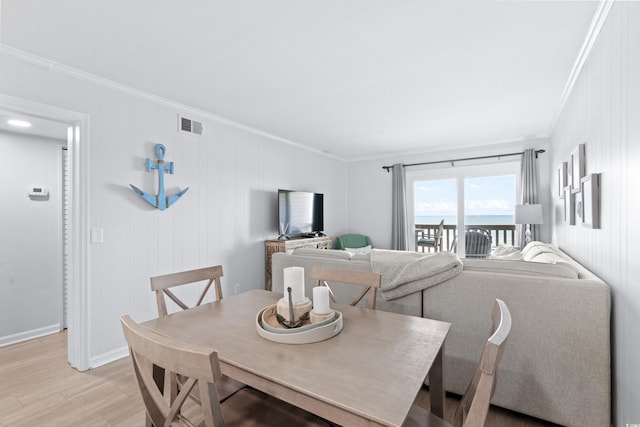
top-left (382, 149), bottom-right (545, 172)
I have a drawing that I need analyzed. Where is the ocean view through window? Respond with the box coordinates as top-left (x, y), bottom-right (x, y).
top-left (415, 214), bottom-right (514, 225)
top-left (411, 169), bottom-right (518, 251)
top-left (464, 175), bottom-right (516, 225)
top-left (414, 175), bottom-right (515, 225)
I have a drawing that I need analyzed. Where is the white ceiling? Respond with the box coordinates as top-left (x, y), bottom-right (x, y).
top-left (1, 1), bottom-right (599, 160)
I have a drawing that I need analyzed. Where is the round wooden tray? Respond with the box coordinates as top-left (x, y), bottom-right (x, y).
top-left (255, 304), bottom-right (343, 344)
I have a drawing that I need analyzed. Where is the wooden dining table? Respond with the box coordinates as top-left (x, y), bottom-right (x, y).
top-left (142, 289), bottom-right (451, 427)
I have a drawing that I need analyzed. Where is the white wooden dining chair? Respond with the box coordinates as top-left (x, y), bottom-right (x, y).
top-left (309, 266), bottom-right (382, 309)
top-left (403, 299), bottom-right (512, 427)
top-left (149, 266), bottom-right (244, 421)
top-left (121, 315), bottom-right (329, 427)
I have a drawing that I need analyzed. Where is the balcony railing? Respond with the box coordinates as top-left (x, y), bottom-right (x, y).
top-left (415, 223), bottom-right (516, 253)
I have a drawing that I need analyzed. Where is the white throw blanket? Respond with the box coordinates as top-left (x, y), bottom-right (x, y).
top-left (370, 249), bottom-right (463, 300)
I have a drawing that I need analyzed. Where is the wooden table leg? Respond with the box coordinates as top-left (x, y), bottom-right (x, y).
top-left (428, 345), bottom-right (445, 418)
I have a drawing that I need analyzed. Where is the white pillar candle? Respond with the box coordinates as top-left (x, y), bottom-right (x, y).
top-left (313, 286), bottom-right (330, 314)
top-left (283, 266), bottom-right (305, 304)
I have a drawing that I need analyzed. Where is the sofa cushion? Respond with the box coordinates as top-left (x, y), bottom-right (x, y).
top-left (527, 252), bottom-right (582, 276)
top-left (490, 244), bottom-right (523, 260)
top-left (462, 258), bottom-right (579, 279)
top-left (351, 253), bottom-right (371, 262)
top-left (521, 241), bottom-right (562, 260)
top-left (291, 248), bottom-right (354, 260)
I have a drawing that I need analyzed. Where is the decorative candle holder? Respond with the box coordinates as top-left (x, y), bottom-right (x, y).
top-left (310, 309), bottom-right (335, 324)
top-left (310, 286), bottom-right (333, 324)
top-left (276, 287), bottom-right (312, 328)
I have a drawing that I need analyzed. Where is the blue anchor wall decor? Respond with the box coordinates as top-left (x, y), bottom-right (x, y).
top-left (130, 144), bottom-right (189, 210)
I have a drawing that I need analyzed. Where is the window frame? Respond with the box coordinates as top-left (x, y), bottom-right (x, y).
top-left (406, 161), bottom-right (521, 255)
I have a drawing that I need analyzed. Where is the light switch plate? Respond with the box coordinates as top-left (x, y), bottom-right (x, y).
top-left (90, 228), bottom-right (104, 244)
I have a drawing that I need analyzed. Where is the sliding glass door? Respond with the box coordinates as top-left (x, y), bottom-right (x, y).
top-left (413, 178), bottom-right (457, 252)
top-left (407, 162), bottom-right (519, 257)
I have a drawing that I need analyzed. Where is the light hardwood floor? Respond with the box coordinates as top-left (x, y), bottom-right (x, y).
top-left (0, 331), bottom-right (558, 426)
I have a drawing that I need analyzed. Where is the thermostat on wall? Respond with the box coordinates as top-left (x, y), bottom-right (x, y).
top-left (29, 186), bottom-right (49, 197)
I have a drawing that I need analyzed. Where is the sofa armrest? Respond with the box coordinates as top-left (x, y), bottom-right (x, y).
top-left (424, 270), bottom-right (610, 427)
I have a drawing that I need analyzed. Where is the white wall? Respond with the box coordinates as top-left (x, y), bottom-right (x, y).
top-left (549, 3), bottom-right (639, 425)
top-left (0, 131), bottom-right (66, 343)
top-left (347, 140), bottom-right (552, 249)
top-left (0, 49), bottom-right (349, 365)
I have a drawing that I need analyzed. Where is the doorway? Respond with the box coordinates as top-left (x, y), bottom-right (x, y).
top-left (0, 94), bottom-right (90, 370)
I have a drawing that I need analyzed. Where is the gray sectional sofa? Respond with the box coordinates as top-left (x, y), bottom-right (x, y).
top-left (271, 242), bottom-right (611, 427)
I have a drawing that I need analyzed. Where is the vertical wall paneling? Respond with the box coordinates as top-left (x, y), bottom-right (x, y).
top-left (623, 1), bottom-right (640, 420)
top-left (19, 61), bottom-right (57, 106)
top-left (0, 48), bottom-right (348, 364)
top-left (129, 97), bottom-right (160, 321)
top-left (0, 53), bottom-right (21, 97)
top-left (549, 3), bottom-right (639, 424)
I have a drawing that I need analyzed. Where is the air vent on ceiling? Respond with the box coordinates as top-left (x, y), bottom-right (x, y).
top-left (179, 115), bottom-right (203, 135)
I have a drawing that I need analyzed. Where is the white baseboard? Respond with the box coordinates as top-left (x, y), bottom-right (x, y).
top-left (0, 326), bottom-right (129, 369)
top-left (0, 324), bottom-right (61, 347)
top-left (90, 346), bottom-right (129, 369)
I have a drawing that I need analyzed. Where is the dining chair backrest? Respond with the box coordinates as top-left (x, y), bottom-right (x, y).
top-left (403, 299), bottom-right (511, 427)
top-left (309, 266), bottom-right (382, 309)
top-left (150, 265), bottom-right (224, 317)
top-left (149, 265), bottom-right (246, 412)
top-left (453, 299), bottom-right (511, 427)
top-left (123, 315), bottom-right (330, 427)
top-left (120, 315), bottom-right (226, 427)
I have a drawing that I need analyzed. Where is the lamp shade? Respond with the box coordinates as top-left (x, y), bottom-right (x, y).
top-left (515, 204), bottom-right (543, 225)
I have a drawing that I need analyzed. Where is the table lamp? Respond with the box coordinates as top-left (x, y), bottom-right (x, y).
top-left (515, 204), bottom-right (543, 246)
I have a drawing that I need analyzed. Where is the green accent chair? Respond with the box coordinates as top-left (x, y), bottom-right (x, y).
top-left (336, 234), bottom-right (372, 250)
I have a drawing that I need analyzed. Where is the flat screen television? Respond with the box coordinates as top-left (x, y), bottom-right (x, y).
top-left (278, 189), bottom-right (324, 238)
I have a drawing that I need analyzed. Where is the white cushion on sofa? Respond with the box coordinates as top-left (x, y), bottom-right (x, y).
top-left (345, 244), bottom-right (371, 254)
top-left (292, 248), bottom-right (354, 260)
top-left (491, 244), bottom-right (523, 260)
top-left (521, 241), bottom-right (561, 260)
top-left (519, 242), bottom-right (583, 276)
top-left (462, 258), bottom-right (579, 279)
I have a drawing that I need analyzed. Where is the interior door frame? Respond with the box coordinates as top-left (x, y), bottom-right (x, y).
top-left (0, 94), bottom-right (90, 371)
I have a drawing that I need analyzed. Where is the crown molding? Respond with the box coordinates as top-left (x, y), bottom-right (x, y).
top-left (349, 135), bottom-right (550, 164)
top-left (0, 45), bottom-right (345, 161)
top-left (547, 0), bottom-right (614, 135)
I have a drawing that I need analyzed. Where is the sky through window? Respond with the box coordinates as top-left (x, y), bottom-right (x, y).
top-left (414, 175), bottom-right (516, 225)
